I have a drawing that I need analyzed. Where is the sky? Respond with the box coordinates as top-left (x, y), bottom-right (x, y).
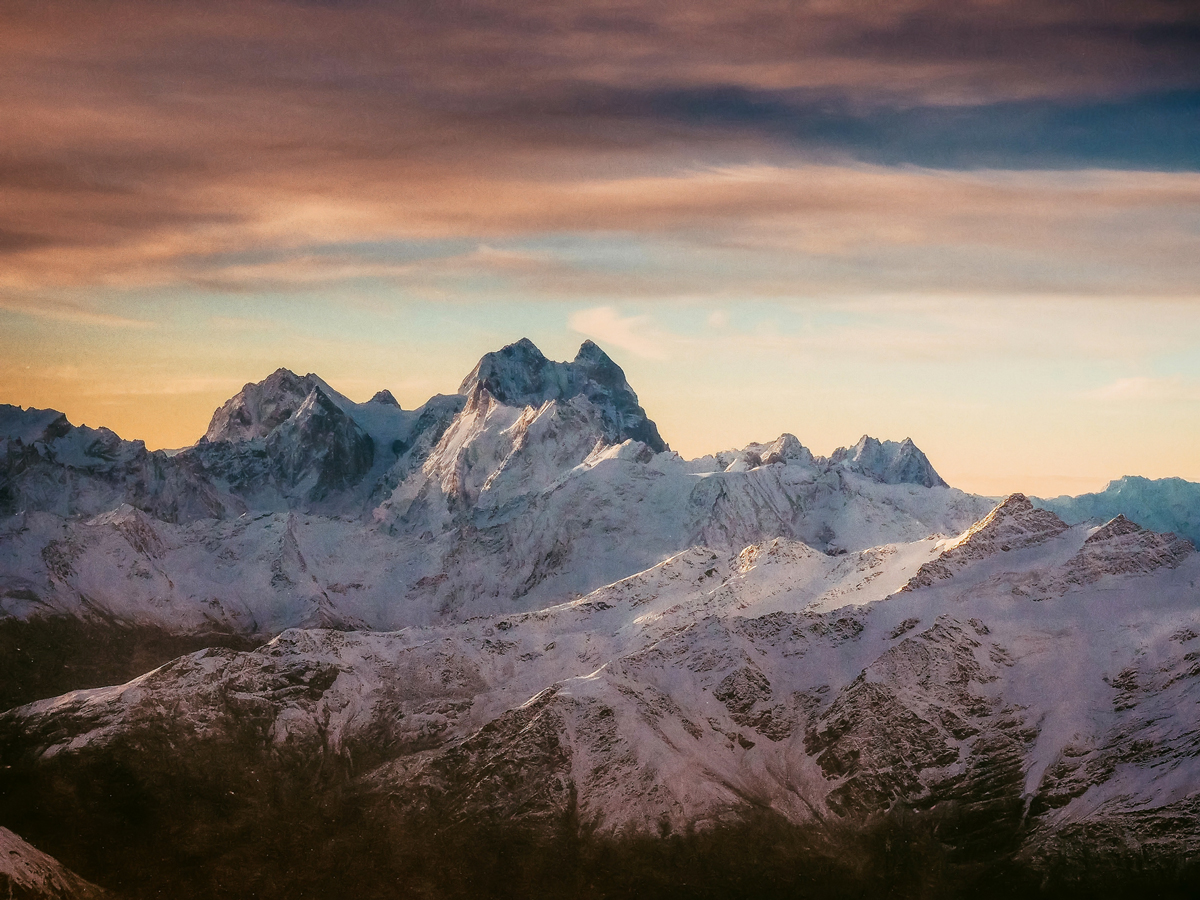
top-left (1, 0), bottom-right (1199, 497)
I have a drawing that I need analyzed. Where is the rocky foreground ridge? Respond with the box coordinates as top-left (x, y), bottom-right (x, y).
top-left (0, 827), bottom-right (111, 900)
top-left (1, 340), bottom-right (1198, 899)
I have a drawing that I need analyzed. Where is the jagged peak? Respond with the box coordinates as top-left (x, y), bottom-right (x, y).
top-left (762, 433), bottom-right (812, 465)
top-left (854, 434), bottom-right (880, 452)
top-left (574, 338), bottom-right (607, 361)
top-left (456, 338), bottom-right (668, 452)
top-left (993, 491), bottom-right (1033, 511)
top-left (1085, 514), bottom-right (1145, 543)
top-left (0, 404), bottom-right (73, 444)
top-left (456, 338), bottom-right (550, 401)
top-left (901, 493), bottom-right (1070, 591)
top-left (1063, 513), bottom-right (1194, 584)
top-left (369, 389), bottom-right (401, 409)
top-left (719, 434), bottom-right (815, 472)
top-left (830, 434), bottom-right (947, 488)
top-left (948, 493), bottom-right (1068, 552)
top-left (204, 368), bottom-right (324, 443)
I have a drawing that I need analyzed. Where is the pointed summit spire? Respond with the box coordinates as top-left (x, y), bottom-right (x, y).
top-left (369, 389), bottom-right (401, 409)
top-left (204, 368), bottom-right (321, 443)
top-left (457, 338), bottom-right (554, 403)
top-left (456, 338), bottom-right (668, 452)
top-left (830, 435), bottom-right (947, 487)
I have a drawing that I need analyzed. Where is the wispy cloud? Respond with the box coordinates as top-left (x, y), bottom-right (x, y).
top-left (0, 296), bottom-right (154, 329)
top-left (569, 306), bottom-right (674, 360)
top-left (10, 163), bottom-right (1198, 302)
top-left (1085, 375), bottom-right (1200, 403)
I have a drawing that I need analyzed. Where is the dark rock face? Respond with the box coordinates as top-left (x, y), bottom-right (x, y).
top-left (0, 826), bottom-right (113, 900)
top-left (204, 368), bottom-right (322, 443)
top-left (0, 406), bottom-right (225, 522)
top-left (385, 687), bottom-right (577, 830)
top-left (267, 387), bottom-right (374, 501)
top-left (458, 338), bottom-right (668, 452)
top-left (805, 618), bottom-right (1031, 830)
top-left (713, 665), bottom-right (772, 716)
top-left (571, 340), bottom-right (668, 452)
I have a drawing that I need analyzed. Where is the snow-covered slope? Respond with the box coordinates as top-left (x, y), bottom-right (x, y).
top-left (3, 498), bottom-right (1197, 894)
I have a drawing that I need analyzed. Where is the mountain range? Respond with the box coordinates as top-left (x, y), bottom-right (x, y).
top-left (1, 339), bottom-right (1197, 899)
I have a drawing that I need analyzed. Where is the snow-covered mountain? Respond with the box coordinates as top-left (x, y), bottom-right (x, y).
top-left (0, 340), bottom-right (990, 640)
top-left (2, 496), bottom-right (1196, 897)
top-left (0, 404), bottom-right (222, 522)
top-left (457, 338), bottom-right (669, 452)
top-left (1036, 475), bottom-right (1200, 548)
top-left (3, 339), bottom-right (1199, 897)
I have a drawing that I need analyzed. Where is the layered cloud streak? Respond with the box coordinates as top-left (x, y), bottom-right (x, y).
top-left (2, 0), bottom-right (1199, 299)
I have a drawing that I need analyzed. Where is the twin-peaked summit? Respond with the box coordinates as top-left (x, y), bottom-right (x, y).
top-left (205, 368), bottom-right (328, 443)
top-left (458, 338), bottom-right (668, 452)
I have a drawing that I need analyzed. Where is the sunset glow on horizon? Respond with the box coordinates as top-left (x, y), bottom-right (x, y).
top-left (2, 0), bottom-right (1198, 498)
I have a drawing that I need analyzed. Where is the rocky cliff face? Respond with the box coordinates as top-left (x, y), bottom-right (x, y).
top-left (0, 828), bottom-right (112, 900)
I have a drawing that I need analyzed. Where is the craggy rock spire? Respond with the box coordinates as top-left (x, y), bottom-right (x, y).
top-left (458, 338), bottom-right (668, 452)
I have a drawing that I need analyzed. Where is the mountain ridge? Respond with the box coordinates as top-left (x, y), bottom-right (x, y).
top-left (2, 496), bottom-right (1197, 897)
top-left (2, 339), bottom-right (1199, 897)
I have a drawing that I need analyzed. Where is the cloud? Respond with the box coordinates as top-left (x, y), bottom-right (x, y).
top-left (1085, 376), bottom-right (1200, 402)
top-left (7, 161), bottom-right (1200, 301)
top-left (1, 0), bottom-right (1198, 305)
top-left (0, 296), bottom-right (154, 329)
top-left (569, 306), bottom-right (673, 360)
